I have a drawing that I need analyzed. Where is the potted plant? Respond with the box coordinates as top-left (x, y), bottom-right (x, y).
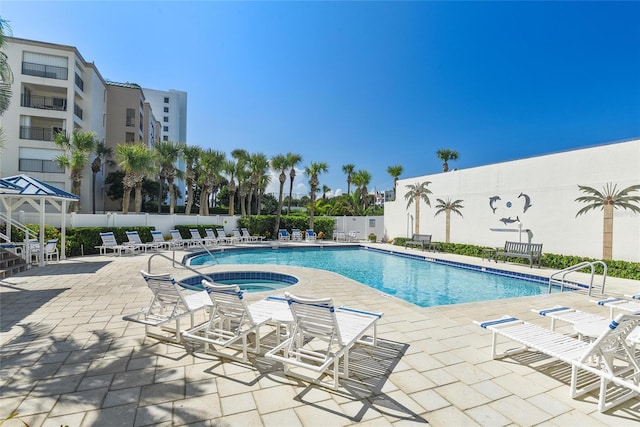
top-left (368, 233), bottom-right (377, 243)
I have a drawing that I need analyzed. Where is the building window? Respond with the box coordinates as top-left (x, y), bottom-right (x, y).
top-left (163, 116), bottom-right (168, 122)
top-left (163, 126), bottom-right (168, 131)
top-left (164, 97), bottom-right (169, 103)
top-left (164, 107), bottom-right (169, 113)
top-left (126, 108), bottom-right (135, 126)
top-left (163, 135), bottom-right (168, 141)
top-left (126, 132), bottom-right (135, 142)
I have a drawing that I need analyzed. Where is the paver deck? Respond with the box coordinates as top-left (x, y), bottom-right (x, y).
top-left (1, 242), bottom-right (639, 426)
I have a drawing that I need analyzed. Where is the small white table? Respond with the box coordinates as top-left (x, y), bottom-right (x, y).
top-left (271, 309), bottom-right (294, 344)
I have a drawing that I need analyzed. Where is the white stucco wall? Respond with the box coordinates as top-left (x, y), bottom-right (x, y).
top-left (384, 139), bottom-right (640, 262)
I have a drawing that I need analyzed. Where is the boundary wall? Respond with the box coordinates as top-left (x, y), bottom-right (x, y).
top-left (384, 139), bottom-right (640, 262)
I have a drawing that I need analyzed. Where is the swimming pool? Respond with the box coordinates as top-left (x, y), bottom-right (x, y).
top-left (188, 247), bottom-right (554, 308)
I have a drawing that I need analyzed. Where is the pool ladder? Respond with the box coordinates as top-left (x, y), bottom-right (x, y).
top-left (548, 261), bottom-right (607, 296)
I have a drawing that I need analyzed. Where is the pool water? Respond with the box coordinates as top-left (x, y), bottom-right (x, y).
top-left (189, 247), bottom-right (552, 308)
top-left (214, 279), bottom-right (292, 293)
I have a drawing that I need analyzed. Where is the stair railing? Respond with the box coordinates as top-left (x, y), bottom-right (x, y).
top-left (548, 260), bottom-right (608, 296)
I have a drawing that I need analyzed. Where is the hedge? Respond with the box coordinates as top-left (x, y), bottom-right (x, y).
top-left (237, 215), bottom-right (334, 240)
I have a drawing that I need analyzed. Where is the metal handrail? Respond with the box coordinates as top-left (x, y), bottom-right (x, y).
top-left (0, 213), bottom-right (34, 264)
top-left (549, 260), bottom-right (607, 296)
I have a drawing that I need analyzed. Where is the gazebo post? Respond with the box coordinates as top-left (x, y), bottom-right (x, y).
top-left (39, 198), bottom-right (45, 267)
top-left (61, 200), bottom-right (67, 260)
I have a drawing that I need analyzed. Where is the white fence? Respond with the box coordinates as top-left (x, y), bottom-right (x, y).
top-left (3, 211), bottom-right (385, 241)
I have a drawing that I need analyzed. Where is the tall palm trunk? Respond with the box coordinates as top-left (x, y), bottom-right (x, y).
top-left (274, 173), bottom-right (286, 236)
top-left (122, 187), bottom-right (132, 214)
top-left (415, 203), bottom-right (420, 234)
top-left (168, 177), bottom-right (176, 215)
top-left (134, 182), bottom-right (143, 214)
top-left (445, 209), bottom-right (451, 243)
top-left (603, 203), bottom-right (614, 259)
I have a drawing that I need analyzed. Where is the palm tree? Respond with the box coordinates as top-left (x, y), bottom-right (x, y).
top-left (116, 143), bottom-right (155, 214)
top-left (404, 181), bottom-right (432, 235)
top-left (352, 169), bottom-right (372, 211)
top-left (304, 161), bottom-right (328, 229)
top-left (222, 159), bottom-right (237, 215)
top-left (231, 149), bottom-right (250, 216)
top-left (575, 183), bottom-right (640, 259)
top-left (321, 184), bottom-right (331, 200)
top-left (286, 153), bottom-right (303, 214)
top-left (256, 172), bottom-right (271, 215)
top-left (271, 154), bottom-right (288, 236)
top-left (54, 130), bottom-right (97, 212)
top-left (436, 149), bottom-right (459, 172)
top-left (182, 144), bottom-right (202, 215)
top-left (197, 149), bottom-right (226, 216)
top-left (434, 198), bottom-right (464, 243)
top-left (90, 141), bottom-right (113, 214)
top-left (0, 18), bottom-right (13, 118)
top-left (387, 165), bottom-right (403, 189)
top-left (154, 140), bottom-right (184, 214)
top-left (342, 164), bottom-right (355, 195)
top-left (247, 152), bottom-right (268, 217)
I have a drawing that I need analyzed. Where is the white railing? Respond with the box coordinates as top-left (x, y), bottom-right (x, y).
top-left (0, 212), bottom-right (35, 265)
top-left (548, 261), bottom-right (608, 296)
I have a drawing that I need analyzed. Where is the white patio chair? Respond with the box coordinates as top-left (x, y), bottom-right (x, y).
top-left (168, 230), bottom-right (187, 248)
top-left (278, 229), bottom-right (290, 241)
top-left (592, 297), bottom-right (640, 319)
top-left (182, 280), bottom-right (278, 363)
top-left (291, 229), bottom-right (303, 241)
top-left (216, 228), bottom-right (236, 244)
top-left (96, 232), bottom-right (135, 256)
top-left (241, 227), bottom-right (264, 242)
top-left (305, 229), bottom-right (317, 242)
top-left (123, 271), bottom-right (212, 343)
top-left (203, 228), bottom-right (220, 246)
top-left (265, 292), bottom-right (382, 390)
top-left (44, 238), bottom-right (59, 263)
top-left (189, 229), bottom-right (206, 247)
top-left (150, 231), bottom-right (173, 250)
top-left (232, 228), bottom-right (248, 243)
top-left (125, 231), bottom-right (157, 252)
top-left (474, 313), bottom-right (640, 412)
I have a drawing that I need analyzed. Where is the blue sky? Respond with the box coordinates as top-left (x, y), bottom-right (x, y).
top-left (2, 1), bottom-right (639, 197)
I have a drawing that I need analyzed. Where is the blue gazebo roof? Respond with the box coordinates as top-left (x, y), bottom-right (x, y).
top-left (0, 174), bottom-right (79, 200)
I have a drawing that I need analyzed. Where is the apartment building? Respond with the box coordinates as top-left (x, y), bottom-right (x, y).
top-left (1, 37), bottom-right (187, 213)
top-left (143, 88), bottom-right (188, 204)
top-left (0, 37), bottom-right (107, 212)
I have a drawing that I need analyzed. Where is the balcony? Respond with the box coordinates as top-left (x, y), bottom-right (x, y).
top-left (22, 62), bottom-right (68, 80)
top-left (19, 158), bottom-right (64, 174)
top-left (19, 126), bottom-right (64, 142)
top-left (74, 73), bottom-right (84, 91)
top-left (21, 94), bottom-right (67, 111)
top-left (74, 104), bottom-right (83, 120)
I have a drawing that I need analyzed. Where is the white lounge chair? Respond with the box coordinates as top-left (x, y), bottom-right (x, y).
top-left (291, 229), bottom-right (303, 241)
top-left (305, 229), bottom-right (317, 242)
top-left (265, 292), bottom-right (382, 390)
top-left (532, 305), bottom-right (610, 331)
top-left (216, 228), bottom-right (235, 244)
top-left (168, 230), bottom-right (188, 248)
top-left (44, 238), bottom-right (59, 263)
top-left (150, 231), bottom-right (173, 250)
top-left (592, 297), bottom-right (640, 319)
top-left (474, 313), bottom-right (640, 412)
top-left (96, 232), bottom-right (135, 256)
top-left (123, 271), bottom-right (212, 343)
top-left (189, 229), bottom-right (206, 247)
top-left (278, 229), bottom-right (290, 241)
top-left (241, 227), bottom-right (264, 242)
top-left (203, 228), bottom-right (220, 246)
top-left (182, 280), bottom-right (279, 363)
top-left (125, 231), bottom-right (157, 252)
top-left (232, 228), bottom-right (247, 243)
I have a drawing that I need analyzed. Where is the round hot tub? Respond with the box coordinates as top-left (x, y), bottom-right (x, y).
top-left (181, 271), bottom-right (298, 293)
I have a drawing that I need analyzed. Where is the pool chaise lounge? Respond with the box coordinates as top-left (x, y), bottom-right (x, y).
top-left (182, 280), bottom-right (288, 363)
top-left (474, 313), bottom-right (640, 412)
top-left (123, 271), bottom-right (212, 343)
top-left (266, 292), bottom-right (382, 390)
top-left (592, 297), bottom-right (640, 318)
top-left (96, 231), bottom-right (135, 256)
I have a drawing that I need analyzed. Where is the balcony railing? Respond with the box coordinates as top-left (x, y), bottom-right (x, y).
top-left (19, 158), bottom-right (65, 174)
top-left (74, 72), bottom-right (84, 91)
top-left (22, 62), bottom-right (68, 80)
top-left (19, 126), bottom-right (64, 141)
top-left (74, 104), bottom-right (83, 120)
top-left (21, 94), bottom-right (67, 111)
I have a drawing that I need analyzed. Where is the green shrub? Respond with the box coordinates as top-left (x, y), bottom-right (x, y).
top-left (237, 215), bottom-right (334, 240)
top-left (174, 224), bottom-right (223, 239)
top-left (64, 226), bottom-right (155, 256)
top-left (392, 238), bottom-right (640, 280)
